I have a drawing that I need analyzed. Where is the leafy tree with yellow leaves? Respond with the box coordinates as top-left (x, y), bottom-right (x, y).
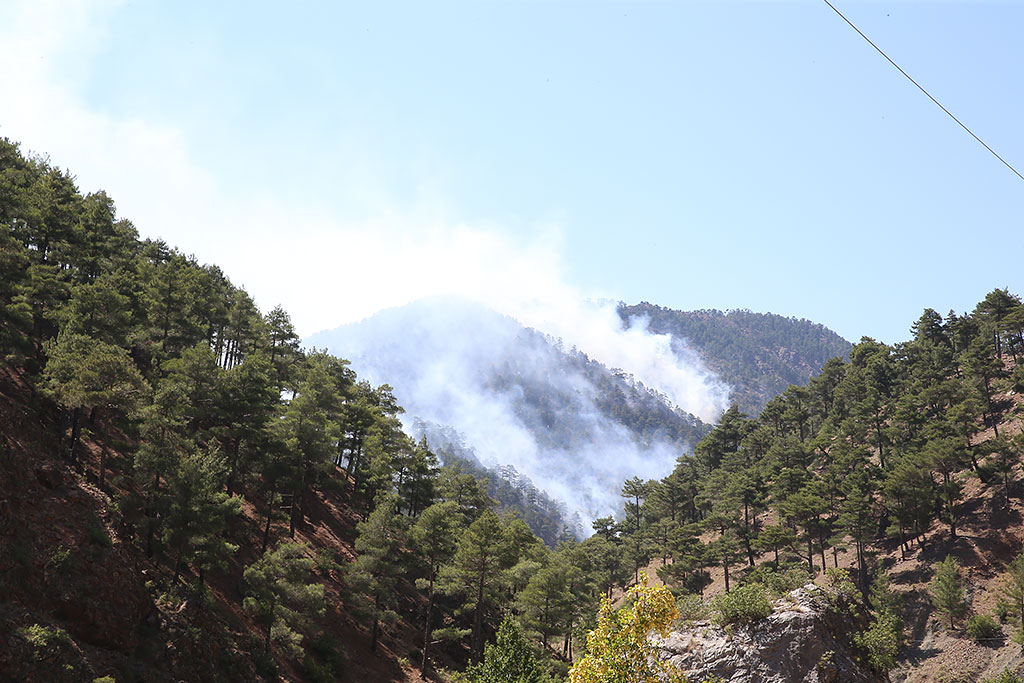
top-left (569, 573), bottom-right (689, 683)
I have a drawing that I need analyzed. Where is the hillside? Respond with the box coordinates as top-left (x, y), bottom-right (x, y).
top-left (308, 297), bottom-right (712, 529)
top-left (0, 365), bottom-right (437, 683)
top-left (627, 294), bottom-right (1024, 683)
top-left (619, 302), bottom-right (853, 415)
top-left (8, 135), bottom-right (1024, 683)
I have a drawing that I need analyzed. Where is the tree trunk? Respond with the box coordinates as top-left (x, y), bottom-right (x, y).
top-left (262, 486), bottom-right (276, 554)
top-left (68, 407), bottom-right (82, 464)
top-left (472, 570), bottom-right (486, 662)
top-left (98, 443), bottom-right (107, 489)
top-left (420, 571), bottom-right (436, 674)
top-left (371, 592), bottom-right (381, 653)
top-left (744, 503), bottom-right (755, 567)
top-left (173, 539), bottom-right (187, 582)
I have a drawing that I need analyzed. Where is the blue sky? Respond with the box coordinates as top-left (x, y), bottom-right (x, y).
top-left (1, 0), bottom-right (1022, 347)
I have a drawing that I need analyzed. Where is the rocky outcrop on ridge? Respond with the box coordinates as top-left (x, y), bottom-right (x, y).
top-left (655, 586), bottom-right (882, 683)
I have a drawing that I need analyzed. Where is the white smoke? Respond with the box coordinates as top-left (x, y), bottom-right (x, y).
top-left (309, 297), bottom-right (728, 527)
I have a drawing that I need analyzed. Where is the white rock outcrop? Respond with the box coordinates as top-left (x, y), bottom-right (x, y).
top-left (654, 586), bottom-right (882, 683)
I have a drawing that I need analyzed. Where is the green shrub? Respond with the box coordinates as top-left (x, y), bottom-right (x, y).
top-left (744, 563), bottom-right (810, 597)
top-left (965, 614), bottom-right (1001, 642)
top-left (307, 633), bottom-right (345, 678)
top-left (87, 517), bottom-right (112, 548)
top-left (853, 610), bottom-right (902, 674)
top-left (711, 583), bottom-right (772, 626)
top-left (47, 545), bottom-right (72, 574)
top-left (996, 598), bottom-right (1013, 623)
top-left (676, 593), bottom-right (710, 624)
top-left (982, 668), bottom-right (1023, 683)
top-left (18, 624), bottom-right (71, 660)
top-left (823, 567), bottom-right (859, 607)
top-left (315, 548), bottom-right (340, 575)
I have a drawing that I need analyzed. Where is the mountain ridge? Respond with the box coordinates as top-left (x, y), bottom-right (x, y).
top-left (618, 302), bottom-right (854, 415)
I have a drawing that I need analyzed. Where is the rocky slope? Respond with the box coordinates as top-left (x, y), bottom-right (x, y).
top-left (656, 586), bottom-right (880, 683)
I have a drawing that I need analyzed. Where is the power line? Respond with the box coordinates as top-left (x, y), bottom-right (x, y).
top-left (822, 0), bottom-right (1024, 184)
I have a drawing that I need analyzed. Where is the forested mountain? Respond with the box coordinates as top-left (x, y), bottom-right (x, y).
top-left (308, 298), bottom-right (712, 528)
top-left (8, 135), bottom-right (1024, 683)
top-left (618, 302), bottom-right (853, 415)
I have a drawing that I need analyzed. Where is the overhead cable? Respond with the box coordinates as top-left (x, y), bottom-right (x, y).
top-left (823, 0), bottom-right (1024, 184)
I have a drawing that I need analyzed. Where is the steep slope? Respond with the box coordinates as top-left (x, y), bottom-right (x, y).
top-left (0, 366), bottom-right (442, 683)
top-left (308, 297), bottom-right (712, 527)
top-left (618, 302), bottom-right (853, 415)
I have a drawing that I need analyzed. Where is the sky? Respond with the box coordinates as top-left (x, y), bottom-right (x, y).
top-left (2, 0), bottom-right (1023, 348)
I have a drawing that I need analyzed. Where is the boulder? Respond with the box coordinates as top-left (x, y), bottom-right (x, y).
top-left (655, 586), bottom-right (882, 683)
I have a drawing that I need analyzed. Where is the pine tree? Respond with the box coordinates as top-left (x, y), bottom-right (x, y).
top-left (1001, 550), bottom-right (1024, 641)
top-left (162, 447), bottom-right (241, 582)
top-left (438, 509), bottom-right (518, 662)
top-left (620, 476), bottom-right (650, 583)
top-left (243, 542), bottom-right (325, 657)
top-left (410, 500), bottom-right (461, 674)
top-left (517, 558), bottom-right (574, 650)
top-left (43, 330), bottom-right (148, 477)
top-left (465, 615), bottom-right (542, 683)
top-left (348, 492), bottom-right (407, 653)
top-left (930, 556), bottom-right (968, 628)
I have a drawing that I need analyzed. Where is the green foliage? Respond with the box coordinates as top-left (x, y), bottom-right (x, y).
top-left (931, 556), bottom-right (969, 628)
top-left (43, 330), bottom-right (148, 413)
top-left (1001, 549), bottom-right (1024, 643)
top-left (12, 135), bottom-right (1024, 683)
top-left (162, 447), bottom-right (240, 580)
top-left (982, 670), bottom-right (1024, 683)
top-left (87, 516), bottom-right (112, 548)
top-left (431, 436), bottom-right (574, 546)
top-left (47, 545), bottom-right (72, 573)
top-left (438, 509), bottom-right (525, 661)
top-left (304, 633), bottom-right (345, 681)
top-left (853, 609), bottom-right (902, 674)
top-left (314, 548), bottom-right (340, 576)
top-left (996, 598), bottom-right (1013, 624)
top-left (18, 624), bottom-right (71, 660)
top-left (463, 615), bottom-right (542, 683)
top-left (743, 563), bottom-right (810, 598)
top-left (675, 593), bottom-right (710, 625)
top-left (243, 542), bottom-right (325, 658)
top-left (347, 492), bottom-right (407, 652)
top-left (569, 574), bottom-right (688, 683)
top-left (823, 568), bottom-right (859, 607)
top-left (710, 583), bottom-right (772, 626)
top-left (618, 303), bottom-right (852, 415)
top-left (965, 614), bottom-right (1001, 642)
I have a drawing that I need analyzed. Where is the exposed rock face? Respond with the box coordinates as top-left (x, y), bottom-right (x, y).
top-left (655, 586), bottom-right (882, 683)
